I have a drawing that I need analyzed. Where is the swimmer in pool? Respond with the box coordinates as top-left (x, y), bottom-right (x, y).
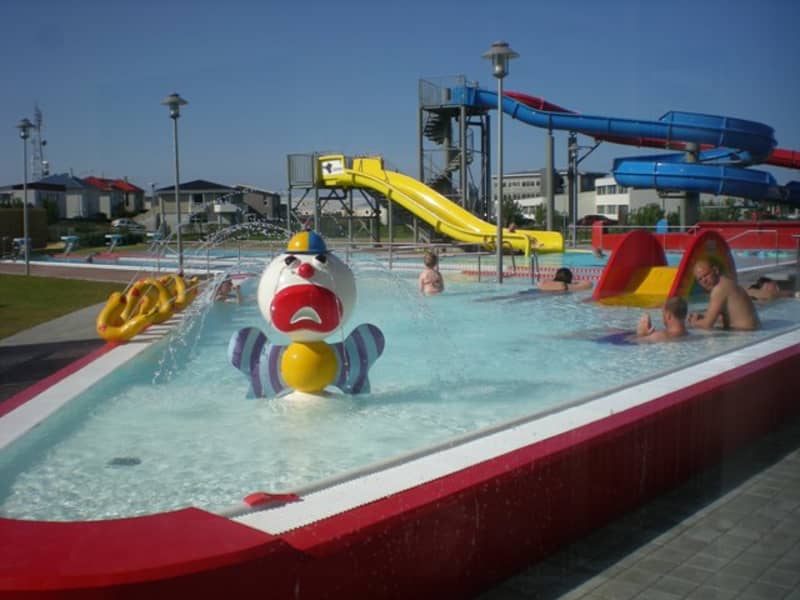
top-left (633, 296), bottom-right (689, 343)
top-left (537, 267), bottom-right (592, 293)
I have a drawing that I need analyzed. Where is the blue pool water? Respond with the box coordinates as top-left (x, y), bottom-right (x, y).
top-left (1, 252), bottom-right (798, 521)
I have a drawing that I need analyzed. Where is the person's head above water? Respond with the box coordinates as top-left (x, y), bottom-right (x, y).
top-left (663, 295), bottom-right (688, 320)
top-left (553, 268), bottom-right (574, 284)
top-left (423, 251), bottom-right (438, 269)
top-left (692, 259), bottom-right (721, 291)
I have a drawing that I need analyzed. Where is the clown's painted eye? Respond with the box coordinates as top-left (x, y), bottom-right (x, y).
top-left (314, 254), bottom-right (327, 265)
top-left (284, 255), bottom-right (298, 266)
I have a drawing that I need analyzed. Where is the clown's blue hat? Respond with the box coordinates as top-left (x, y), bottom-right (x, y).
top-left (286, 230), bottom-right (328, 254)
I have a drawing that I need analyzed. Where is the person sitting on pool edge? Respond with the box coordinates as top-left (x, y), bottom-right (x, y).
top-left (747, 276), bottom-right (796, 302)
top-left (687, 259), bottom-right (759, 331)
top-left (633, 296), bottom-right (689, 343)
top-left (538, 267), bottom-right (593, 292)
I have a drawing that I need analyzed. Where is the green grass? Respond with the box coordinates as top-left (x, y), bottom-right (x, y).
top-left (0, 275), bottom-right (123, 340)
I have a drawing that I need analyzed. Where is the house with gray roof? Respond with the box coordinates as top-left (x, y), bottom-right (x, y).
top-left (37, 173), bottom-right (92, 219)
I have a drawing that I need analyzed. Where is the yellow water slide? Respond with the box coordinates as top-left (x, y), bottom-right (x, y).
top-left (317, 155), bottom-right (564, 255)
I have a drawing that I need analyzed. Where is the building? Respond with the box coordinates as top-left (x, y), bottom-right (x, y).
top-left (232, 185), bottom-right (283, 221)
top-left (1, 181), bottom-right (70, 216)
top-left (1, 174), bottom-right (146, 221)
top-left (492, 169), bottom-right (606, 222)
top-left (154, 180), bottom-right (236, 229)
top-left (493, 170), bottom-right (721, 224)
top-left (594, 176), bottom-right (722, 223)
top-left (83, 177), bottom-right (145, 215)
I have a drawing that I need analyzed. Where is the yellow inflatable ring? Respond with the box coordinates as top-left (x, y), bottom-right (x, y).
top-left (96, 292), bottom-right (156, 342)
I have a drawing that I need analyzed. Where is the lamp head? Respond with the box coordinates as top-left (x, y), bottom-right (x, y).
top-left (481, 41), bottom-right (519, 79)
top-left (161, 93), bottom-right (188, 119)
top-left (16, 118), bottom-right (34, 139)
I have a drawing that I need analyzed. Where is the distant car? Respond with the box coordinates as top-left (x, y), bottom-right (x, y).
top-left (189, 213), bottom-right (208, 223)
top-left (111, 218), bottom-right (145, 232)
top-left (576, 214), bottom-right (618, 227)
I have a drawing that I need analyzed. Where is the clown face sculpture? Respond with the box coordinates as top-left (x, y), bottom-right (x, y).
top-left (257, 230), bottom-right (356, 343)
top-left (229, 231), bottom-right (384, 398)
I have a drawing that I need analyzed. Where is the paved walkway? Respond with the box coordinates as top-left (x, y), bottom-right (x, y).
top-left (0, 302), bottom-right (107, 402)
top-left (2, 260), bottom-right (799, 599)
top-left (0, 262), bottom-right (139, 403)
top-left (479, 416), bottom-right (800, 599)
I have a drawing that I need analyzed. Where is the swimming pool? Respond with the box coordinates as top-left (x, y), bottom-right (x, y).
top-left (1, 252), bottom-right (798, 522)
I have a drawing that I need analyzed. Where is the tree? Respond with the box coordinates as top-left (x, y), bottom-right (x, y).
top-left (628, 203), bottom-right (665, 227)
top-left (530, 204), bottom-right (568, 230)
top-left (41, 199), bottom-right (60, 224)
top-left (501, 198), bottom-right (525, 226)
top-left (700, 197), bottom-right (741, 222)
top-left (533, 204), bottom-right (546, 227)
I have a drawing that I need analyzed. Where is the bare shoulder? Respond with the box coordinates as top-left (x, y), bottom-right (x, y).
top-left (716, 276), bottom-right (739, 294)
top-left (538, 280), bottom-right (566, 292)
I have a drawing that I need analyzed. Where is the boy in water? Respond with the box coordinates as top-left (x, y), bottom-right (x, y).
top-left (634, 296), bottom-right (688, 343)
top-left (418, 251), bottom-right (444, 296)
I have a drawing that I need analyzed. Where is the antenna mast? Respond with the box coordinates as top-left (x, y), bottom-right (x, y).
top-left (31, 103), bottom-right (49, 180)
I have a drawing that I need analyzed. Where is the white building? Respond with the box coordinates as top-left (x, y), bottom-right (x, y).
top-left (493, 170), bottom-right (721, 223)
top-left (492, 169), bottom-right (606, 222)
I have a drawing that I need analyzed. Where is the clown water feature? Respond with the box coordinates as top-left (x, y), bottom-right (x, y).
top-left (228, 230), bottom-right (385, 398)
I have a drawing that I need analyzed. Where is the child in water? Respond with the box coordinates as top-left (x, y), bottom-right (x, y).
top-left (419, 251), bottom-right (444, 296)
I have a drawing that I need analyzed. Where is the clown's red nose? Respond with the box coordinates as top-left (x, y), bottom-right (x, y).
top-left (297, 263), bottom-right (315, 279)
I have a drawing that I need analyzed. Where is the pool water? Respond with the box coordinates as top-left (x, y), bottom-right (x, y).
top-left (1, 254), bottom-right (798, 522)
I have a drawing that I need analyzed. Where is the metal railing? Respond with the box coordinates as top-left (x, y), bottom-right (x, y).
top-left (723, 228), bottom-right (779, 262)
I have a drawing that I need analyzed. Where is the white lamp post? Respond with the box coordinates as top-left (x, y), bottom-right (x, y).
top-left (161, 92), bottom-right (188, 272)
top-left (16, 118), bottom-right (34, 276)
top-left (482, 40), bottom-right (519, 284)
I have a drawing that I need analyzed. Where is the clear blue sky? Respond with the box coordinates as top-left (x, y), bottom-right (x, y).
top-left (2, 0), bottom-right (798, 194)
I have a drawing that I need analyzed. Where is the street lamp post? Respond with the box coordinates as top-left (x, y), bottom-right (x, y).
top-left (161, 92), bottom-right (188, 272)
top-left (16, 118), bottom-right (34, 276)
top-left (482, 41), bottom-right (519, 284)
top-left (568, 133), bottom-right (578, 248)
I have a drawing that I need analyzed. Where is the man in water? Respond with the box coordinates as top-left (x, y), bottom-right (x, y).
top-left (747, 276), bottom-right (796, 302)
top-left (687, 259), bottom-right (760, 330)
top-left (633, 296), bottom-right (688, 343)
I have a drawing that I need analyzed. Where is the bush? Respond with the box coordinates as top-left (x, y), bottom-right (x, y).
top-left (80, 232), bottom-right (110, 247)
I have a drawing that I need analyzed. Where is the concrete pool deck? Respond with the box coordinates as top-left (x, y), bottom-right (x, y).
top-left (1, 261), bottom-right (799, 598)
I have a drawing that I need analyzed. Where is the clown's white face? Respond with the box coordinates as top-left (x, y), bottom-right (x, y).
top-left (257, 250), bottom-right (356, 342)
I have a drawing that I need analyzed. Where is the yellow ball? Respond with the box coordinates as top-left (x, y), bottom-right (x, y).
top-left (281, 342), bottom-right (338, 393)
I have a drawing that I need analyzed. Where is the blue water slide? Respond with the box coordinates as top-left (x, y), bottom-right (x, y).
top-left (449, 85), bottom-right (799, 206)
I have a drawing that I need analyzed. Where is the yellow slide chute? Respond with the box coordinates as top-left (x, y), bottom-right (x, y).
top-left (96, 273), bottom-right (199, 343)
top-left (318, 155), bottom-right (564, 255)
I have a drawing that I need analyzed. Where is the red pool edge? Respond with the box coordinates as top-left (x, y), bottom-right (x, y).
top-left (1, 343), bottom-right (798, 599)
